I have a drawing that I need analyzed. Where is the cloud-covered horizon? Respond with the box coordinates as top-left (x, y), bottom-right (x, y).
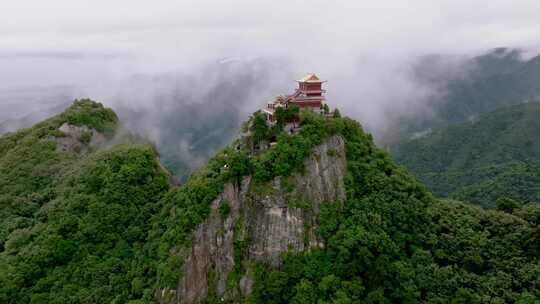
top-left (3, 1), bottom-right (540, 93)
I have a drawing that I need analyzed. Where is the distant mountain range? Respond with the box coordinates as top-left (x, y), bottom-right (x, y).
top-left (402, 47), bottom-right (540, 135)
top-left (393, 101), bottom-right (540, 207)
top-left (390, 48), bottom-right (540, 208)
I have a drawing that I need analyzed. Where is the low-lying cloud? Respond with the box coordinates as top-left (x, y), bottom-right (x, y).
top-left (1, 0), bottom-right (540, 175)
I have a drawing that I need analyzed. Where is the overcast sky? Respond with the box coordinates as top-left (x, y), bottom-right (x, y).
top-left (2, 0), bottom-right (540, 132)
top-left (3, 1), bottom-right (540, 56)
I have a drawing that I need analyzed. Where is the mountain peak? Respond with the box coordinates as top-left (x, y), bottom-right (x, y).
top-left (60, 99), bottom-right (119, 136)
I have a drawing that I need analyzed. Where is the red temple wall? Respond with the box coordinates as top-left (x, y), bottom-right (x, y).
top-left (290, 100), bottom-right (322, 108)
top-left (298, 82), bottom-right (322, 92)
top-left (305, 83), bottom-right (321, 91)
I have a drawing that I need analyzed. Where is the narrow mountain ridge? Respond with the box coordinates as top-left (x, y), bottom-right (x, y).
top-left (0, 100), bottom-right (171, 303)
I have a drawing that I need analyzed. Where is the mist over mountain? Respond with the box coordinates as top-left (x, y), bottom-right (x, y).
top-left (0, 58), bottom-right (294, 178)
top-left (0, 100), bottom-right (72, 134)
top-left (394, 101), bottom-right (540, 207)
top-left (404, 48), bottom-right (540, 133)
top-left (0, 84), bottom-right (78, 135)
top-left (3, 2), bottom-right (540, 303)
top-left (3, 47), bottom-right (540, 180)
top-left (2, 2), bottom-right (539, 180)
top-left (112, 59), bottom-right (294, 179)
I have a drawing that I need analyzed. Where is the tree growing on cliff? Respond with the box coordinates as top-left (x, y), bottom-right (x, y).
top-left (250, 111), bottom-right (269, 145)
top-left (275, 104), bottom-right (300, 128)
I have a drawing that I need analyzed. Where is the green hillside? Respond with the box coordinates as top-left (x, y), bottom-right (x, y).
top-left (239, 113), bottom-right (539, 303)
top-left (153, 110), bottom-right (539, 302)
top-left (396, 49), bottom-right (540, 138)
top-left (437, 53), bottom-right (540, 126)
top-left (0, 102), bottom-right (538, 303)
top-left (252, 199), bottom-right (539, 303)
top-left (0, 100), bottom-right (170, 303)
top-left (393, 102), bottom-right (540, 208)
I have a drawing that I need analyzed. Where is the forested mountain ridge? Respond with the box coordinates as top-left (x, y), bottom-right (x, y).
top-left (393, 101), bottom-right (540, 208)
top-left (0, 101), bottom-right (538, 303)
top-left (152, 108), bottom-right (539, 303)
top-left (400, 48), bottom-right (540, 136)
top-left (438, 50), bottom-right (540, 125)
top-left (0, 100), bottom-right (171, 303)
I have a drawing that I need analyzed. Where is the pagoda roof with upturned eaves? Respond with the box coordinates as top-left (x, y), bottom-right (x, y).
top-left (296, 73), bottom-right (326, 83)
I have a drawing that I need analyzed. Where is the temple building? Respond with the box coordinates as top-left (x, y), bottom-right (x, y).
top-left (263, 73), bottom-right (327, 124)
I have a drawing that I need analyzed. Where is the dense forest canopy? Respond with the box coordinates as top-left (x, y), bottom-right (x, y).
top-left (245, 112), bottom-right (540, 304)
top-left (393, 102), bottom-right (540, 208)
top-left (0, 100), bottom-right (538, 303)
top-left (0, 100), bottom-right (168, 303)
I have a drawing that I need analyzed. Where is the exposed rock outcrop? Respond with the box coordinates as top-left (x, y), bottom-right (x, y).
top-left (54, 123), bottom-right (107, 153)
top-left (245, 134), bottom-right (346, 265)
top-left (159, 135), bottom-right (347, 304)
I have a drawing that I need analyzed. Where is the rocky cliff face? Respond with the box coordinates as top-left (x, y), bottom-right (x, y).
top-left (158, 135), bottom-right (347, 303)
top-left (54, 122), bottom-right (107, 153)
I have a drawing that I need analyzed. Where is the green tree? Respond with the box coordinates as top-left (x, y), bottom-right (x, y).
top-left (496, 196), bottom-right (520, 213)
top-left (251, 111), bottom-right (269, 144)
top-left (275, 104), bottom-right (300, 128)
top-left (322, 104), bottom-right (330, 114)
